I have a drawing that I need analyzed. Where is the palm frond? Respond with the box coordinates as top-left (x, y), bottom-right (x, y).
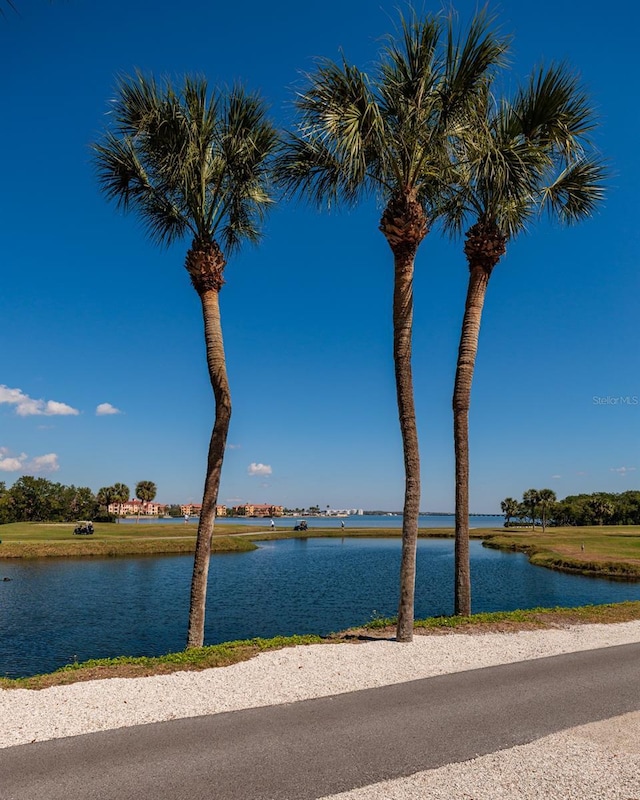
top-left (111, 70), bottom-right (165, 135)
top-left (440, 7), bottom-right (510, 124)
top-left (0, 0), bottom-right (16, 18)
top-left (277, 57), bottom-right (383, 207)
top-left (377, 12), bottom-right (445, 188)
top-left (541, 155), bottom-right (607, 223)
top-left (93, 133), bottom-right (191, 246)
top-left (379, 10), bottom-right (441, 114)
top-left (274, 133), bottom-right (361, 208)
top-left (511, 64), bottom-right (597, 158)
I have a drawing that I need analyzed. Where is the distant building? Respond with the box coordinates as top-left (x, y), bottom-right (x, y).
top-left (108, 500), bottom-right (166, 516)
top-left (178, 503), bottom-right (229, 517)
top-left (180, 504), bottom-right (203, 517)
top-left (231, 503), bottom-right (284, 517)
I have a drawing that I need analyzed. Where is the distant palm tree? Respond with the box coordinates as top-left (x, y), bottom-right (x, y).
top-left (446, 65), bottom-right (606, 615)
top-left (277, 9), bottom-right (507, 642)
top-left (135, 480), bottom-right (157, 522)
top-left (522, 489), bottom-right (541, 532)
top-left (537, 488), bottom-right (557, 533)
top-left (96, 485), bottom-right (116, 516)
top-left (589, 496), bottom-right (614, 526)
top-left (111, 482), bottom-right (130, 523)
top-left (500, 497), bottom-right (519, 526)
top-left (93, 73), bottom-right (278, 648)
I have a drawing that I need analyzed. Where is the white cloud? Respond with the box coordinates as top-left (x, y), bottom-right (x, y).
top-left (0, 448), bottom-right (58, 473)
top-left (0, 450), bottom-right (27, 471)
top-left (227, 443), bottom-right (241, 450)
top-left (610, 466), bottom-right (636, 476)
top-left (0, 384), bottom-right (79, 416)
top-left (44, 401), bottom-right (78, 416)
top-left (551, 474), bottom-right (562, 479)
top-left (96, 402), bottom-right (122, 416)
top-left (248, 462), bottom-right (272, 477)
top-left (29, 453), bottom-right (60, 473)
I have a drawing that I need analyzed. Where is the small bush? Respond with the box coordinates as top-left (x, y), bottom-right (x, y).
top-left (93, 513), bottom-right (116, 523)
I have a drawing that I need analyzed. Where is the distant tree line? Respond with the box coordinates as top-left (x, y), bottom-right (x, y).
top-left (0, 477), bottom-right (160, 524)
top-left (501, 490), bottom-right (640, 530)
top-left (0, 477), bottom-right (99, 523)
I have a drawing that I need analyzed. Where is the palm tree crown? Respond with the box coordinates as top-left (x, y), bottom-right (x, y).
top-left (445, 63), bottom-right (606, 244)
top-left (135, 480), bottom-right (157, 504)
top-left (94, 73), bottom-right (277, 268)
top-left (96, 485), bottom-right (116, 512)
top-left (278, 10), bottom-right (508, 228)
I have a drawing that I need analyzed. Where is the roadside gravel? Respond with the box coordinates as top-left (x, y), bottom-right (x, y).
top-left (2, 621), bottom-right (639, 798)
top-left (322, 712), bottom-right (640, 799)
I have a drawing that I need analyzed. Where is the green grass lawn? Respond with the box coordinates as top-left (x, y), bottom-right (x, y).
top-left (0, 521), bottom-right (257, 558)
top-left (481, 525), bottom-right (640, 578)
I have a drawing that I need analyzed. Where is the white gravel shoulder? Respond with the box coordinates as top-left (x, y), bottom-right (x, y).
top-left (1, 620), bottom-right (639, 752)
top-left (322, 711), bottom-right (640, 800)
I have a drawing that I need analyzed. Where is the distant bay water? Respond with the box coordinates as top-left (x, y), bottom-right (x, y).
top-left (3, 535), bottom-right (640, 679)
top-left (140, 514), bottom-right (505, 529)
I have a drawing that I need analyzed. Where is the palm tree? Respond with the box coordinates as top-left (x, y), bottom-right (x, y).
top-left (135, 480), bottom-right (157, 522)
top-left (96, 485), bottom-right (116, 516)
top-left (522, 489), bottom-right (541, 531)
top-left (277, 9), bottom-right (506, 642)
top-left (94, 73), bottom-right (277, 648)
top-left (446, 65), bottom-right (606, 615)
top-left (111, 482), bottom-right (130, 523)
top-left (589, 495), bottom-right (613, 526)
top-left (537, 488), bottom-right (557, 533)
top-left (500, 497), bottom-right (519, 526)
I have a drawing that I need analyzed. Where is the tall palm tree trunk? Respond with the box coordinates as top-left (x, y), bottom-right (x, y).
top-left (186, 240), bottom-right (232, 649)
top-left (393, 248), bottom-right (421, 641)
top-left (381, 194), bottom-right (427, 643)
top-left (453, 221), bottom-right (505, 616)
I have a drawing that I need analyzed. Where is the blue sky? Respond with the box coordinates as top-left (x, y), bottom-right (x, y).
top-left (1, 0), bottom-right (638, 513)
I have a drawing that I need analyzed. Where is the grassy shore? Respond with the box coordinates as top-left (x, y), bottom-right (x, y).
top-left (482, 525), bottom-right (640, 579)
top-left (2, 601), bottom-right (639, 690)
top-left (0, 521), bottom-right (256, 558)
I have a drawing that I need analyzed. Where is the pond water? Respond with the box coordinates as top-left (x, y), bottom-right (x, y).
top-left (2, 537), bottom-right (639, 678)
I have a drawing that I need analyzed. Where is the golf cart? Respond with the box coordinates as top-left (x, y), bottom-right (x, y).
top-left (73, 521), bottom-right (94, 535)
top-left (293, 520), bottom-right (308, 531)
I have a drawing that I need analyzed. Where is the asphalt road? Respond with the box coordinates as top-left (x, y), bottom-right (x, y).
top-left (2, 643), bottom-right (639, 800)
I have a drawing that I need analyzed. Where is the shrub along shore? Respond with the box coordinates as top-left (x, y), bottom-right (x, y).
top-left (0, 521), bottom-right (639, 579)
